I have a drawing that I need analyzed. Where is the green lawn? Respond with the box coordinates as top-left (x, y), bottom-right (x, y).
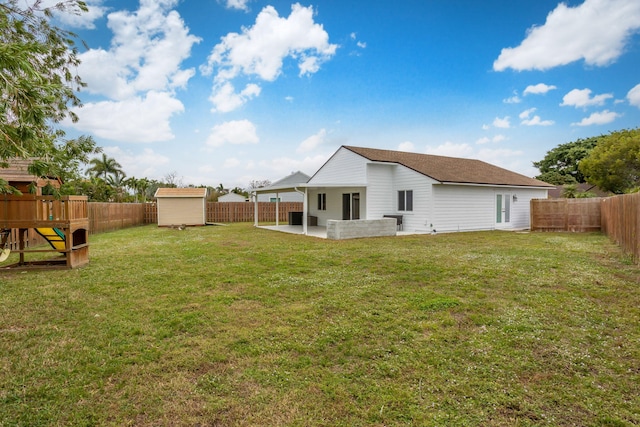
top-left (1, 224), bottom-right (638, 426)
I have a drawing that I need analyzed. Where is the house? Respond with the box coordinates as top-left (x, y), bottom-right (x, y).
top-left (254, 145), bottom-right (553, 236)
top-left (218, 192), bottom-right (247, 202)
top-left (154, 187), bottom-right (208, 227)
top-left (0, 158), bottom-right (62, 195)
top-left (255, 171), bottom-right (310, 202)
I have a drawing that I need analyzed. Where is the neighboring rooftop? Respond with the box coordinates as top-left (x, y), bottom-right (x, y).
top-left (344, 146), bottom-right (554, 188)
top-left (259, 171), bottom-right (311, 191)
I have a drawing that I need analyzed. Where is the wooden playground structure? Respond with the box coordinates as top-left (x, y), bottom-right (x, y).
top-left (0, 195), bottom-right (89, 270)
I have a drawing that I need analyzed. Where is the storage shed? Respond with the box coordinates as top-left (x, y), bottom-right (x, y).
top-left (154, 188), bottom-right (208, 227)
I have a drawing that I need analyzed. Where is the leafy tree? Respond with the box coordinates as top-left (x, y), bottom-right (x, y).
top-left (87, 153), bottom-right (124, 182)
top-left (579, 128), bottom-right (640, 194)
top-left (0, 0), bottom-right (87, 162)
top-left (533, 136), bottom-right (600, 185)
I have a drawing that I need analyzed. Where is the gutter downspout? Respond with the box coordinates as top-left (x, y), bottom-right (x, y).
top-left (294, 187), bottom-right (307, 235)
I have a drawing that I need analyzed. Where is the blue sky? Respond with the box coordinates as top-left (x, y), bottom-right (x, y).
top-left (55, 0), bottom-right (640, 188)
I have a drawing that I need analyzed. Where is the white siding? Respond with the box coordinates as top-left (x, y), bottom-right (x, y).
top-left (432, 185), bottom-right (548, 232)
top-left (307, 187), bottom-right (365, 226)
top-left (366, 163), bottom-right (395, 217)
top-left (308, 148), bottom-right (368, 184)
top-left (257, 192), bottom-right (303, 202)
top-left (391, 165), bottom-right (435, 232)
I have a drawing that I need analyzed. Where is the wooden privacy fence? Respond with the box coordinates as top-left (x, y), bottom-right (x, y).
top-left (531, 195), bottom-right (640, 263)
top-left (88, 203), bottom-right (146, 234)
top-left (530, 198), bottom-right (603, 232)
top-left (601, 193), bottom-right (640, 262)
top-left (144, 202), bottom-right (303, 224)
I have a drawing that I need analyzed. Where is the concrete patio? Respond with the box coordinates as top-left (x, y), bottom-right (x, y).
top-left (257, 224), bottom-right (433, 239)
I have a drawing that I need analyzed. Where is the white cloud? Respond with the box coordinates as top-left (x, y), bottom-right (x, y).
top-left (519, 108), bottom-right (554, 126)
top-left (69, 91), bottom-right (184, 142)
top-left (398, 141), bottom-right (415, 152)
top-left (571, 110), bottom-right (621, 126)
top-left (297, 129), bottom-right (327, 153)
top-left (78, 1), bottom-right (200, 99)
top-left (102, 146), bottom-right (170, 180)
top-left (206, 120), bottom-right (259, 147)
top-left (223, 0), bottom-right (250, 11)
top-left (66, 0), bottom-right (200, 142)
top-left (561, 88), bottom-right (613, 107)
top-left (476, 148), bottom-right (526, 172)
top-left (201, 4), bottom-right (337, 112)
top-left (524, 83), bottom-right (557, 95)
top-left (494, 0), bottom-right (640, 71)
top-left (210, 82), bottom-right (261, 113)
top-left (425, 142), bottom-right (474, 158)
top-left (503, 94), bottom-right (521, 104)
top-left (477, 134), bottom-right (507, 145)
top-left (492, 116), bottom-right (511, 129)
top-left (521, 116), bottom-right (555, 126)
top-left (627, 83), bottom-right (640, 108)
top-left (258, 154), bottom-right (328, 177)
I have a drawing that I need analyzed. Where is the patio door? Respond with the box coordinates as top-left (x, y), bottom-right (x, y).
top-left (496, 193), bottom-right (511, 228)
top-left (342, 193), bottom-right (360, 220)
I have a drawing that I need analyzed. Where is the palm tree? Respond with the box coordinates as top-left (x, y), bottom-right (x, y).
top-left (87, 153), bottom-right (124, 182)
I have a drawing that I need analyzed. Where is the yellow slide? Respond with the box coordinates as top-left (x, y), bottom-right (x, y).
top-left (35, 228), bottom-right (66, 252)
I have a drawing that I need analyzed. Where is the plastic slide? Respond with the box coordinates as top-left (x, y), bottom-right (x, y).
top-left (0, 230), bottom-right (10, 262)
top-left (35, 228), bottom-right (66, 252)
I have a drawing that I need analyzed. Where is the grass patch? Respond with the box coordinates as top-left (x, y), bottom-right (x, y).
top-left (1, 224), bottom-right (639, 426)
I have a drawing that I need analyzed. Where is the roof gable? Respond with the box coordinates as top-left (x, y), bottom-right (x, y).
top-left (343, 146), bottom-right (553, 188)
top-left (154, 187), bottom-right (208, 198)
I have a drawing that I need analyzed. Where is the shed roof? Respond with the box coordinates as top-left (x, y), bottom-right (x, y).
top-left (154, 187), bottom-right (208, 198)
top-left (343, 146), bottom-right (553, 188)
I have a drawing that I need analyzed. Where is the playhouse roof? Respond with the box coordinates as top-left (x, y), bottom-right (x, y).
top-left (343, 146), bottom-right (553, 188)
top-left (0, 158), bottom-right (62, 188)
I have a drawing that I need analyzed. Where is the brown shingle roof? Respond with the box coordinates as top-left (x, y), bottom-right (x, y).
top-left (344, 146), bottom-right (553, 188)
top-left (154, 187), bottom-right (208, 198)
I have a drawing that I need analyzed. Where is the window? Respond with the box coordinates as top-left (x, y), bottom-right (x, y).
top-left (317, 193), bottom-right (327, 210)
top-left (398, 190), bottom-right (413, 211)
top-left (269, 197), bottom-right (281, 203)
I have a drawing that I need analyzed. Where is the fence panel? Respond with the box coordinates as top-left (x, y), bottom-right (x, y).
top-left (530, 198), bottom-right (603, 232)
top-left (87, 202), bottom-right (145, 234)
top-left (601, 193), bottom-right (640, 262)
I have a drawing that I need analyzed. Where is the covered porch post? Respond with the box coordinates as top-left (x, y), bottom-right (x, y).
top-left (275, 192), bottom-right (279, 226)
top-left (253, 193), bottom-right (258, 227)
top-left (302, 187), bottom-right (308, 235)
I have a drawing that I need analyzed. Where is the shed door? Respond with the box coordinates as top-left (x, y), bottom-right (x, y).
top-left (496, 193), bottom-right (511, 228)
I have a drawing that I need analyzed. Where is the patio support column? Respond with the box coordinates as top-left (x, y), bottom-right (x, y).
top-left (275, 192), bottom-right (279, 226)
top-left (253, 195), bottom-right (258, 227)
top-left (302, 187), bottom-right (308, 235)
